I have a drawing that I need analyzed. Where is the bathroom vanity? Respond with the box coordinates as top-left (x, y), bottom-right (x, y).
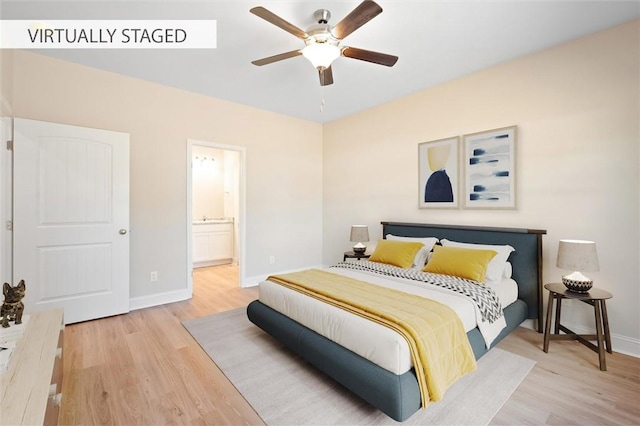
top-left (192, 219), bottom-right (234, 267)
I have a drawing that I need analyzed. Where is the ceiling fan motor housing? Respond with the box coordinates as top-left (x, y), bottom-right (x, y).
top-left (313, 9), bottom-right (331, 24)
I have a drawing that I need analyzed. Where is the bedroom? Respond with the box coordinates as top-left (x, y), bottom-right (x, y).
top-left (0, 1), bottom-right (638, 424)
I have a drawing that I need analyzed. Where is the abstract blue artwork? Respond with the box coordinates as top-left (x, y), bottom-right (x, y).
top-left (418, 137), bottom-right (459, 209)
top-left (463, 126), bottom-right (517, 209)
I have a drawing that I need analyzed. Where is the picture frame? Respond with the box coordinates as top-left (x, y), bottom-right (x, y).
top-left (462, 126), bottom-right (517, 209)
top-left (418, 137), bottom-right (459, 209)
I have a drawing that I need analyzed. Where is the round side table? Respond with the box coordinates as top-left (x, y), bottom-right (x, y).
top-left (543, 282), bottom-right (612, 371)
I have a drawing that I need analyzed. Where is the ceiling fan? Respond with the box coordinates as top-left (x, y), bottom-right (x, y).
top-left (250, 0), bottom-right (398, 86)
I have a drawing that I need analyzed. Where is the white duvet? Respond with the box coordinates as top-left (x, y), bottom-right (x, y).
top-left (259, 267), bottom-right (515, 375)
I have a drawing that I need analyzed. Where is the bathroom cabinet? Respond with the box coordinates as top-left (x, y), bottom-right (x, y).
top-left (193, 221), bottom-right (233, 267)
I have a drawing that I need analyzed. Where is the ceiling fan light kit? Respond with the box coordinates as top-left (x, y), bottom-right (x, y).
top-left (302, 43), bottom-right (340, 69)
top-left (250, 0), bottom-right (398, 86)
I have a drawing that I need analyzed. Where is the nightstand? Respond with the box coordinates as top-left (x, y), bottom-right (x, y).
top-left (343, 251), bottom-right (371, 261)
top-left (543, 283), bottom-right (612, 371)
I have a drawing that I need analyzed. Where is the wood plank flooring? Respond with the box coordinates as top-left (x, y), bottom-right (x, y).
top-left (60, 265), bottom-right (263, 425)
top-left (59, 265), bottom-right (640, 425)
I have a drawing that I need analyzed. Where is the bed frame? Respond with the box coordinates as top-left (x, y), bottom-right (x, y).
top-left (247, 222), bottom-right (546, 422)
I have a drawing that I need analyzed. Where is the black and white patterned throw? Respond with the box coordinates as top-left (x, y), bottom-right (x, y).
top-left (331, 261), bottom-right (504, 324)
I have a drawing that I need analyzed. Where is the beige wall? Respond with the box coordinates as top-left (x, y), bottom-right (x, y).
top-left (323, 20), bottom-right (639, 355)
top-left (11, 50), bottom-right (324, 302)
top-left (191, 146), bottom-right (226, 221)
top-left (0, 50), bottom-right (13, 116)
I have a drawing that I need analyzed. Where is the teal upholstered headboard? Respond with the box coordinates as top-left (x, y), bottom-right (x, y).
top-left (381, 222), bottom-right (546, 332)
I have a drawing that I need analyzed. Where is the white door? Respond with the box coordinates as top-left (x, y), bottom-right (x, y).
top-left (13, 118), bottom-right (130, 324)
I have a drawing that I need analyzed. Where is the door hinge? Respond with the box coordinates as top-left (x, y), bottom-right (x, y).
top-left (6, 140), bottom-right (13, 150)
top-left (6, 220), bottom-right (12, 231)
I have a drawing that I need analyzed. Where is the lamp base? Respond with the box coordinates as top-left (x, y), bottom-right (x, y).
top-left (352, 244), bottom-right (366, 254)
top-left (562, 276), bottom-right (593, 293)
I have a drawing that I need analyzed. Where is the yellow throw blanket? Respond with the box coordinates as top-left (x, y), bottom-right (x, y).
top-left (267, 269), bottom-right (477, 407)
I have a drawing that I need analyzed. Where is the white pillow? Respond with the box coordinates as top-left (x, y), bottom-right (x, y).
top-left (503, 261), bottom-right (513, 279)
top-left (386, 234), bottom-right (438, 268)
top-left (440, 239), bottom-right (514, 282)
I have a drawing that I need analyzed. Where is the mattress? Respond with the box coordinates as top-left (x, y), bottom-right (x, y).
top-left (259, 267), bottom-right (513, 375)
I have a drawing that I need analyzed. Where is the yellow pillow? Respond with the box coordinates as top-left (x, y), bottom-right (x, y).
top-left (423, 245), bottom-right (497, 282)
top-left (369, 239), bottom-right (425, 269)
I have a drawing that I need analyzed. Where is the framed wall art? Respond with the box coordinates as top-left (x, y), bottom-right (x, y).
top-left (418, 137), bottom-right (459, 209)
top-left (462, 126), bottom-right (517, 209)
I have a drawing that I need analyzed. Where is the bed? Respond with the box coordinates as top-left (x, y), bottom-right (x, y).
top-left (247, 222), bottom-right (546, 421)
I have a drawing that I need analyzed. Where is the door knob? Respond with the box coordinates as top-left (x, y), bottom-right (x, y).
top-left (119, 229), bottom-right (127, 235)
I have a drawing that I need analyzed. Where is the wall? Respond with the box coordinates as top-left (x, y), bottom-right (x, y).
top-left (0, 50), bottom-right (12, 116)
top-left (191, 146), bottom-right (226, 221)
top-left (323, 20), bottom-right (639, 356)
top-left (11, 50), bottom-right (324, 306)
top-left (222, 149), bottom-right (240, 220)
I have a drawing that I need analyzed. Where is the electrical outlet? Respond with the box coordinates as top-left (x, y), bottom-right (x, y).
top-left (150, 271), bottom-right (158, 282)
top-left (269, 255), bottom-right (275, 264)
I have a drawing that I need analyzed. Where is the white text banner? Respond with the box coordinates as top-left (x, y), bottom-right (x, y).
top-left (0, 20), bottom-right (217, 49)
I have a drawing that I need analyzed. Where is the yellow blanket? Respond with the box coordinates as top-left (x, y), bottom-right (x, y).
top-left (267, 269), bottom-right (477, 407)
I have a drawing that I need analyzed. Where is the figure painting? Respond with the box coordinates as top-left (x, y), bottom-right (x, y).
top-left (418, 137), bottom-right (459, 209)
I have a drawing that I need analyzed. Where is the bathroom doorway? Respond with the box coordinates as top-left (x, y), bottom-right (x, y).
top-left (186, 139), bottom-right (246, 294)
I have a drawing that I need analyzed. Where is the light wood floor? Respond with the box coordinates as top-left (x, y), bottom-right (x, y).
top-left (60, 265), bottom-right (640, 425)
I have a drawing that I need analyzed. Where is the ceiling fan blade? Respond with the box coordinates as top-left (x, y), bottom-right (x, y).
top-left (332, 0), bottom-right (383, 40)
top-left (319, 66), bottom-right (334, 86)
top-left (250, 6), bottom-right (308, 39)
top-left (251, 50), bottom-right (302, 66)
top-left (342, 46), bottom-right (398, 67)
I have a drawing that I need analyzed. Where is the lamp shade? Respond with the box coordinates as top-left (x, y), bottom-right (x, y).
top-left (556, 239), bottom-right (599, 272)
top-left (349, 225), bottom-right (369, 243)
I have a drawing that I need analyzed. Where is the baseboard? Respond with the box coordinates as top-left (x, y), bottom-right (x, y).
top-left (518, 319), bottom-right (537, 331)
top-left (561, 320), bottom-right (640, 358)
top-left (242, 275), bottom-right (262, 288)
top-left (193, 259), bottom-right (233, 268)
top-left (129, 288), bottom-right (192, 311)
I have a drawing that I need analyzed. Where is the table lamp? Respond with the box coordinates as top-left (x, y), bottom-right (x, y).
top-left (350, 225), bottom-right (369, 254)
top-left (556, 239), bottom-right (599, 292)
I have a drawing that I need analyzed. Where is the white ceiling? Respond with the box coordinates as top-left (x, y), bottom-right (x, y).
top-left (2, 1), bottom-right (639, 123)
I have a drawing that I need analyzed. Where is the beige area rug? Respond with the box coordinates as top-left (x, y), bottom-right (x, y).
top-left (183, 308), bottom-right (535, 425)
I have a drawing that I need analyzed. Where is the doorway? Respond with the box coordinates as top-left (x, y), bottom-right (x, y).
top-left (186, 139), bottom-right (245, 295)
